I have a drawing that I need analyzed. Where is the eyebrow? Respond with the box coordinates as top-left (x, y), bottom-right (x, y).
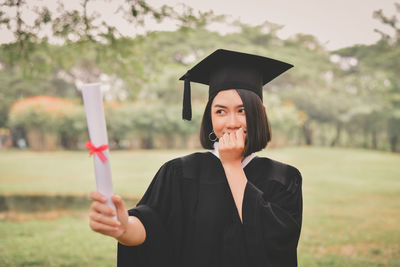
top-left (213, 104), bottom-right (244, 108)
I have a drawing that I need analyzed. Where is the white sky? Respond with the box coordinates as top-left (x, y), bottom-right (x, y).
top-left (0, 0), bottom-right (398, 50)
top-left (150, 0), bottom-right (398, 50)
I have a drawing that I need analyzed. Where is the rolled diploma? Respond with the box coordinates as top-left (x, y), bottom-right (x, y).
top-left (82, 83), bottom-right (116, 213)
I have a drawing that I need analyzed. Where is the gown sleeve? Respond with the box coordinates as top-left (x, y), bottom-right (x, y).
top-left (241, 165), bottom-right (303, 267)
top-left (117, 159), bottom-right (183, 267)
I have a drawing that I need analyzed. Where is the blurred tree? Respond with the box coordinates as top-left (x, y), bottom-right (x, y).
top-left (59, 106), bottom-right (87, 149)
top-left (1, 1), bottom-right (399, 152)
top-left (374, 2), bottom-right (400, 152)
top-left (0, 0), bottom-right (223, 80)
top-left (0, 70), bottom-right (77, 128)
top-left (275, 34), bottom-right (346, 146)
top-left (0, 0), bottom-right (222, 131)
top-left (333, 2), bottom-right (400, 152)
top-left (8, 96), bottom-right (75, 150)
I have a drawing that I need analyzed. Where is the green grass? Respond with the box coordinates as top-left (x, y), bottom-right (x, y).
top-left (0, 214), bottom-right (117, 267)
top-left (1, 147), bottom-right (400, 266)
top-left (0, 149), bottom-right (188, 196)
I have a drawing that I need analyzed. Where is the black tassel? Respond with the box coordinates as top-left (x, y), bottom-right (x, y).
top-left (182, 73), bottom-right (192, 120)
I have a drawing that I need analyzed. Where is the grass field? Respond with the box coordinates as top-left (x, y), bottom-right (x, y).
top-left (0, 147), bottom-right (399, 266)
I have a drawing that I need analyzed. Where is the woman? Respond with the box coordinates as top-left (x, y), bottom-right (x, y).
top-left (89, 49), bottom-right (303, 267)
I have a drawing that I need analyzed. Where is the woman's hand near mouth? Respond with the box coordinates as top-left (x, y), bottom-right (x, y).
top-left (218, 127), bottom-right (246, 166)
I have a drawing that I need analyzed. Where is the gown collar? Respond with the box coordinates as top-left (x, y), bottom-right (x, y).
top-left (211, 141), bottom-right (256, 169)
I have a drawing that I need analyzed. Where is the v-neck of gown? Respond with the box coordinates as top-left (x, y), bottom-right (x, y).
top-left (209, 141), bottom-right (257, 169)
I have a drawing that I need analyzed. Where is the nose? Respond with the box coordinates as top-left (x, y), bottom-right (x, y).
top-left (227, 113), bottom-right (241, 128)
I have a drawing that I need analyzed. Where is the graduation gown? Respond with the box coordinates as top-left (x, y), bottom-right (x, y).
top-left (118, 152), bottom-right (302, 267)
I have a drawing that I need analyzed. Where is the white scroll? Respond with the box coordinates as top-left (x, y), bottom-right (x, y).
top-left (82, 83), bottom-right (116, 214)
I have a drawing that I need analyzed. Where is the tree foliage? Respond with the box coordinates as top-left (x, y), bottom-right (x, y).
top-left (333, 1), bottom-right (400, 151)
top-left (1, 1), bottom-right (399, 152)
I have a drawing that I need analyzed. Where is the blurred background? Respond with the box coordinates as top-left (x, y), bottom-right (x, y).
top-left (0, 0), bottom-right (399, 266)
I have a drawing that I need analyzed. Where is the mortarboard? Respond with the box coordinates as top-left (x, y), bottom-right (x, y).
top-left (179, 49), bottom-right (293, 120)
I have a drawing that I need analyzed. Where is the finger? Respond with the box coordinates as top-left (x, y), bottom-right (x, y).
top-left (112, 195), bottom-right (125, 209)
top-left (91, 201), bottom-right (116, 217)
top-left (112, 195), bottom-right (128, 219)
top-left (236, 128), bottom-right (245, 146)
top-left (89, 191), bottom-right (107, 203)
top-left (219, 133), bottom-right (226, 147)
top-left (228, 131), bottom-right (236, 146)
top-left (89, 211), bottom-right (120, 227)
top-left (218, 137), bottom-right (224, 155)
top-left (224, 132), bottom-right (231, 144)
top-left (90, 219), bottom-right (119, 233)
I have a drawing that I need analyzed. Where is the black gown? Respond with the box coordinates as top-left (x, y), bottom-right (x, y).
top-left (118, 152), bottom-right (302, 267)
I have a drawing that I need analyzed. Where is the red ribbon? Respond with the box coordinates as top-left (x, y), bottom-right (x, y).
top-left (85, 141), bottom-right (109, 163)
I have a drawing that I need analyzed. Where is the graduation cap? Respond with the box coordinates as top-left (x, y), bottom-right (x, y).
top-left (179, 49), bottom-right (293, 120)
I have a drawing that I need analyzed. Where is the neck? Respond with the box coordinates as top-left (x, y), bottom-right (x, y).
top-left (211, 142), bottom-right (256, 168)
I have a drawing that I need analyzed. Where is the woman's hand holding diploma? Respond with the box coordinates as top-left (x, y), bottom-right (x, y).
top-left (89, 191), bottom-right (146, 246)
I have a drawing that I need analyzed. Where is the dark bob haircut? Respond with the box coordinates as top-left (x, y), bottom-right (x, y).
top-left (199, 89), bottom-right (271, 157)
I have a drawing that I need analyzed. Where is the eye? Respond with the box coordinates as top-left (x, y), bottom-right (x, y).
top-left (216, 109), bottom-right (225, 114)
top-left (238, 108), bottom-right (245, 114)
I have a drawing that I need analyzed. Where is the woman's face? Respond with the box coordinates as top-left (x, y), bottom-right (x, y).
top-left (211, 89), bottom-right (247, 139)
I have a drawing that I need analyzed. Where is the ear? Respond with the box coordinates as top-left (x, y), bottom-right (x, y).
top-left (263, 105), bottom-right (266, 112)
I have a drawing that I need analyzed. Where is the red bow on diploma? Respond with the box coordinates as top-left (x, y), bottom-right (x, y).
top-left (85, 141), bottom-right (109, 163)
